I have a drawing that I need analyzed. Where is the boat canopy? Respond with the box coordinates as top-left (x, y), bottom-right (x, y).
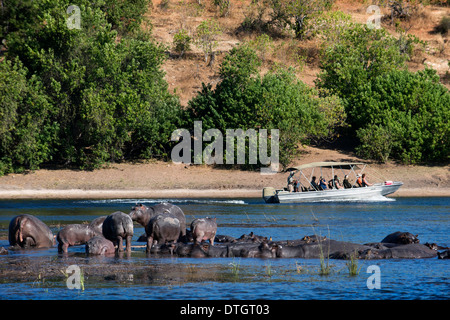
top-left (286, 162), bottom-right (364, 172)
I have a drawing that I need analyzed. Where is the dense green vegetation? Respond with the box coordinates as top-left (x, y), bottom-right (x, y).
top-left (317, 24), bottom-right (449, 164)
top-left (0, 0), bottom-right (182, 174)
top-left (0, 0), bottom-right (448, 175)
top-left (185, 44), bottom-right (345, 168)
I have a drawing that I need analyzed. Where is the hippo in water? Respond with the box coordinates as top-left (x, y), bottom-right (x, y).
top-left (145, 213), bottom-right (181, 253)
top-left (85, 236), bottom-right (116, 256)
top-left (381, 231), bottom-right (419, 244)
top-left (102, 211), bottom-right (134, 253)
top-left (9, 214), bottom-right (54, 249)
top-left (190, 217), bottom-right (217, 245)
top-left (129, 203), bottom-right (186, 240)
top-left (57, 224), bottom-right (102, 253)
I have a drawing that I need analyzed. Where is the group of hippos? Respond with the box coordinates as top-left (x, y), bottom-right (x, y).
top-left (3, 202), bottom-right (450, 259)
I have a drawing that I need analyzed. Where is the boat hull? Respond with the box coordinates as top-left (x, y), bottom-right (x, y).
top-left (266, 182), bottom-right (403, 203)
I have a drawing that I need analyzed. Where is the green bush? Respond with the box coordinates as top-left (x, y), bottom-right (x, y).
top-left (186, 45), bottom-right (346, 169)
top-left (0, 0), bottom-right (181, 173)
top-left (355, 69), bottom-right (449, 164)
top-left (0, 59), bottom-right (58, 174)
top-left (173, 28), bottom-right (192, 58)
top-left (317, 23), bottom-right (449, 164)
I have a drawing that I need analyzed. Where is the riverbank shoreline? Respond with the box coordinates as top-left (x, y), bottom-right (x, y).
top-left (0, 146), bottom-right (448, 200)
top-left (0, 187), bottom-right (448, 200)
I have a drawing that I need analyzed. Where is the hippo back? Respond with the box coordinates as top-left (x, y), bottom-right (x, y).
top-left (146, 213), bottom-right (180, 242)
top-left (9, 214), bottom-right (53, 248)
top-left (103, 211), bottom-right (134, 240)
top-left (154, 203), bottom-right (186, 236)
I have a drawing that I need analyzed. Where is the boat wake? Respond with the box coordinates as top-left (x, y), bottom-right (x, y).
top-left (311, 195), bottom-right (396, 203)
top-left (75, 199), bottom-right (248, 205)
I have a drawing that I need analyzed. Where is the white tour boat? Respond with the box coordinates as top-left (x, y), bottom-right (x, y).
top-left (262, 162), bottom-right (403, 203)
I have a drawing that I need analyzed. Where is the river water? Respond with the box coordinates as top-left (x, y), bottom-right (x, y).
top-left (0, 197), bottom-right (448, 300)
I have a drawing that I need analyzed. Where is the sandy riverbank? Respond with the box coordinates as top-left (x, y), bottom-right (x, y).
top-left (0, 146), bottom-right (448, 200)
top-left (0, 187), bottom-right (449, 200)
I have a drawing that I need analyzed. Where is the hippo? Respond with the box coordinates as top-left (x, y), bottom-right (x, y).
top-left (381, 231), bottom-right (419, 244)
top-left (188, 242), bottom-right (229, 258)
top-left (190, 217), bottom-right (217, 245)
top-left (85, 236), bottom-right (116, 256)
top-left (240, 242), bottom-right (277, 258)
top-left (215, 234), bottom-right (236, 243)
top-left (236, 232), bottom-right (268, 243)
top-left (176, 243), bottom-right (195, 257)
top-left (129, 203), bottom-right (186, 240)
top-left (301, 235), bottom-right (327, 243)
top-left (275, 239), bottom-right (371, 259)
top-left (274, 243), bottom-right (304, 258)
top-left (438, 250), bottom-right (450, 259)
top-left (227, 242), bottom-right (262, 258)
top-left (89, 215), bottom-right (107, 234)
top-left (145, 213), bottom-right (181, 253)
top-left (8, 214), bottom-right (54, 249)
top-left (102, 211), bottom-right (134, 253)
top-left (57, 224), bottom-right (102, 253)
top-left (359, 243), bottom-right (437, 259)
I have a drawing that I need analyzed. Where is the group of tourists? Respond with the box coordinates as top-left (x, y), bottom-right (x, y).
top-left (287, 172), bottom-right (373, 192)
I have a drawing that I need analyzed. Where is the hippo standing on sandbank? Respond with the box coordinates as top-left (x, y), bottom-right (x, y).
top-left (102, 211), bottom-right (134, 253)
top-left (57, 224), bottom-right (102, 253)
top-left (9, 214), bottom-right (54, 249)
top-left (129, 203), bottom-right (187, 240)
top-left (145, 213), bottom-right (181, 253)
top-left (190, 217), bottom-right (217, 245)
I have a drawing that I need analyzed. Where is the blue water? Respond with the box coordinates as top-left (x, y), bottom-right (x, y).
top-left (0, 197), bottom-right (449, 300)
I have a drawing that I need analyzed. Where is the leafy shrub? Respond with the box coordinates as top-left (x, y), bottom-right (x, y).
top-left (173, 28), bottom-right (192, 58)
top-left (0, 0), bottom-right (181, 173)
top-left (317, 23), bottom-right (449, 164)
top-left (355, 69), bottom-right (449, 164)
top-left (185, 45), bottom-right (346, 169)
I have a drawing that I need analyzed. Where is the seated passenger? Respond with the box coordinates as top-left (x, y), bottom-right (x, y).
top-left (355, 174), bottom-right (363, 187)
top-left (328, 179), bottom-right (334, 189)
top-left (310, 176), bottom-right (320, 191)
top-left (333, 175), bottom-right (344, 189)
top-left (343, 175), bottom-right (352, 189)
top-left (319, 177), bottom-right (327, 190)
top-left (362, 173), bottom-right (373, 187)
top-left (293, 180), bottom-right (299, 192)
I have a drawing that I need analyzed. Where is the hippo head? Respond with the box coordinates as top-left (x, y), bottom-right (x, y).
top-left (129, 203), bottom-right (151, 226)
top-left (400, 232), bottom-right (420, 244)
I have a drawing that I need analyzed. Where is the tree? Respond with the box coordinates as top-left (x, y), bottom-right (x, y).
top-left (355, 69), bottom-right (449, 164)
top-left (0, 59), bottom-right (57, 174)
top-left (186, 45), bottom-right (346, 169)
top-left (0, 0), bottom-right (182, 173)
top-left (316, 23), bottom-right (409, 128)
top-left (317, 23), bottom-right (449, 164)
top-left (173, 28), bottom-right (192, 58)
top-left (195, 18), bottom-right (222, 63)
top-left (239, 0), bottom-right (335, 38)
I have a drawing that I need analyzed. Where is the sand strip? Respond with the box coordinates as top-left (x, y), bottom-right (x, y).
top-left (0, 187), bottom-right (448, 200)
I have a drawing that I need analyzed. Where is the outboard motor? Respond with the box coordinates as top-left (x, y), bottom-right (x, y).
top-left (262, 187), bottom-right (277, 203)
